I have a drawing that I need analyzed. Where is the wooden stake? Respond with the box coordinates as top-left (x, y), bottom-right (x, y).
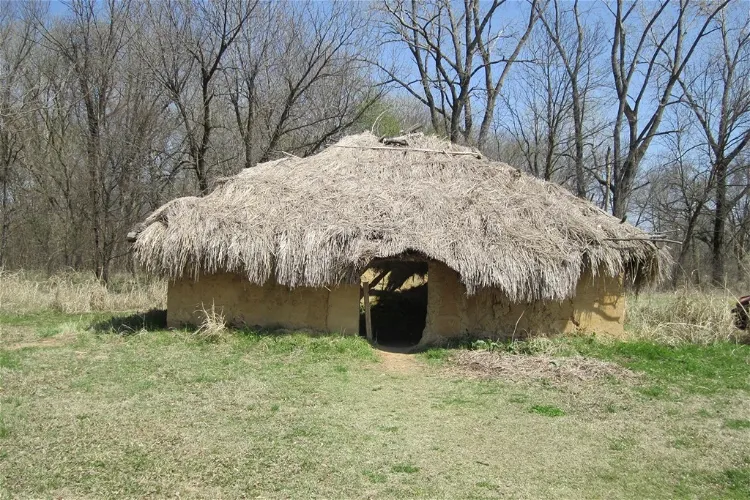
top-left (363, 281), bottom-right (373, 342)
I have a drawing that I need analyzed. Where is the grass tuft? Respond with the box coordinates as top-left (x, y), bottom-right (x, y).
top-left (725, 419), bottom-right (750, 430)
top-left (194, 302), bottom-right (228, 342)
top-left (0, 415), bottom-right (9, 438)
top-left (391, 464), bottom-right (420, 473)
top-left (363, 471), bottom-right (387, 483)
top-left (0, 351), bottom-right (20, 369)
top-left (421, 348), bottom-right (451, 362)
top-left (529, 405), bottom-right (565, 417)
top-left (720, 467), bottom-right (750, 494)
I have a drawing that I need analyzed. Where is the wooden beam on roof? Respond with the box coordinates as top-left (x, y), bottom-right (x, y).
top-left (369, 270), bottom-right (389, 290)
top-left (369, 256), bottom-right (428, 266)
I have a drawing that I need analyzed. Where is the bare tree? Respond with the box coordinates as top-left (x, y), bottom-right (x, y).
top-left (377, 0), bottom-right (539, 148)
top-left (537, 0), bottom-right (605, 198)
top-left (727, 167), bottom-right (750, 282)
top-left (36, 0), bottom-right (168, 281)
top-left (644, 107), bottom-right (713, 286)
top-left (607, 0), bottom-right (730, 219)
top-left (501, 26), bottom-right (572, 182)
top-left (223, 2), bottom-right (274, 169)
top-left (678, 5), bottom-right (750, 284)
top-left (144, 0), bottom-right (257, 193)
top-left (251, 1), bottom-right (380, 163)
top-left (38, 0), bottom-right (134, 281)
top-left (0, 2), bottom-right (39, 267)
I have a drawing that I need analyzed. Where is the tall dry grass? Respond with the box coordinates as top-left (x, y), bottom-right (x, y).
top-left (0, 270), bottom-right (745, 346)
top-left (0, 270), bottom-right (166, 314)
top-left (625, 290), bottom-right (747, 345)
top-left (194, 301), bottom-right (229, 342)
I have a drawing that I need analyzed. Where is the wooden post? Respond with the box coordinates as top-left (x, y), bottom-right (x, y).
top-left (363, 281), bottom-right (373, 342)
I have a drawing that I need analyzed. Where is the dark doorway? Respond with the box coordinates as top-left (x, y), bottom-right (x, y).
top-left (360, 262), bottom-right (428, 347)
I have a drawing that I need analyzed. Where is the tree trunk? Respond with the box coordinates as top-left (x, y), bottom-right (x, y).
top-left (672, 205), bottom-right (703, 288)
top-left (0, 135), bottom-right (9, 268)
top-left (612, 153), bottom-right (639, 219)
top-left (0, 163), bottom-right (8, 268)
top-left (197, 73), bottom-right (212, 194)
top-left (79, 75), bottom-right (105, 281)
top-left (572, 92), bottom-right (585, 198)
top-left (712, 159), bottom-right (728, 285)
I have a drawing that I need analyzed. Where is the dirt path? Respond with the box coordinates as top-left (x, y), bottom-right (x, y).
top-left (3, 335), bottom-right (73, 351)
top-left (376, 347), bottom-right (422, 373)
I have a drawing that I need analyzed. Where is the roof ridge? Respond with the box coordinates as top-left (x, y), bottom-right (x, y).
top-left (328, 144), bottom-right (483, 159)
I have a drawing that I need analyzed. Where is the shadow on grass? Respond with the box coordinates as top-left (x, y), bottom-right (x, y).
top-left (91, 309), bottom-right (167, 335)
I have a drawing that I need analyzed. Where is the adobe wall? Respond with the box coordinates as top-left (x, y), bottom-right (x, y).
top-left (421, 261), bottom-right (625, 345)
top-left (167, 273), bottom-right (360, 334)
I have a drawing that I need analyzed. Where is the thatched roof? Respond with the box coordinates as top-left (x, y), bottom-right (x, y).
top-left (131, 132), bottom-right (669, 301)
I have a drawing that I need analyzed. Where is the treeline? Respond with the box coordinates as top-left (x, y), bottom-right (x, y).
top-left (1, 0), bottom-right (749, 289)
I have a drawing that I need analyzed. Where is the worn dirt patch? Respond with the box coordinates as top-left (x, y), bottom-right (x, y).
top-left (4, 334), bottom-right (75, 351)
top-left (450, 350), bottom-right (638, 384)
top-left (377, 349), bottom-right (422, 373)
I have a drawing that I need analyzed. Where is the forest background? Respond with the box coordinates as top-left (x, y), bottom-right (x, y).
top-left (1, 0), bottom-right (748, 290)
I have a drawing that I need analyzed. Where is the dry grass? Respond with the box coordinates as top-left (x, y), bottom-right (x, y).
top-left (2, 316), bottom-right (750, 498)
top-left (450, 350), bottom-right (639, 384)
top-left (625, 290), bottom-right (748, 345)
top-left (194, 302), bottom-right (229, 342)
top-left (1, 272), bottom-right (749, 497)
top-left (0, 270), bottom-right (166, 314)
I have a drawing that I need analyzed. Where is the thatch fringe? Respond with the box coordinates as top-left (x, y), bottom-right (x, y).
top-left (131, 133), bottom-right (670, 302)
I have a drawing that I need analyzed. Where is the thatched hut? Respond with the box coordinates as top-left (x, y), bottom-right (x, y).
top-left (129, 133), bottom-right (669, 345)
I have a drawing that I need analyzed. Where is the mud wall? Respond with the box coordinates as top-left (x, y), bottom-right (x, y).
top-left (167, 273), bottom-right (360, 334)
top-left (421, 261), bottom-right (625, 344)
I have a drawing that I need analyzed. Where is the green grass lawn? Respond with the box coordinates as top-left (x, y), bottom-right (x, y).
top-left (1, 313), bottom-right (750, 498)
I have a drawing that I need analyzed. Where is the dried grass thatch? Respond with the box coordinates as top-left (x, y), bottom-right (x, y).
top-left (131, 132), bottom-right (670, 301)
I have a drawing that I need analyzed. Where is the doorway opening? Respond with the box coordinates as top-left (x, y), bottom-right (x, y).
top-left (360, 261), bottom-right (428, 347)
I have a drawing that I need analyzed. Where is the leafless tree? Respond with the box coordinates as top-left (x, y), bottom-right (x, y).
top-left (0, 2), bottom-right (39, 267)
top-left (607, 0), bottom-right (730, 219)
top-left (501, 26), bottom-right (572, 182)
top-left (641, 107), bottom-right (713, 286)
top-left (223, 1), bottom-right (380, 168)
top-left (677, 5), bottom-right (750, 284)
top-left (35, 0), bottom-right (168, 281)
top-left (38, 0), bottom-right (134, 281)
top-left (377, 0), bottom-right (540, 149)
top-left (144, 0), bottom-right (257, 193)
top-left (727, 164), bottom-right (750, 281)
top-left (223, 2), bottom-right (274, 169)
top-left (727, 167), bottom-right (750, 282)
top-left (537, 0), bottom-right (606, 198)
